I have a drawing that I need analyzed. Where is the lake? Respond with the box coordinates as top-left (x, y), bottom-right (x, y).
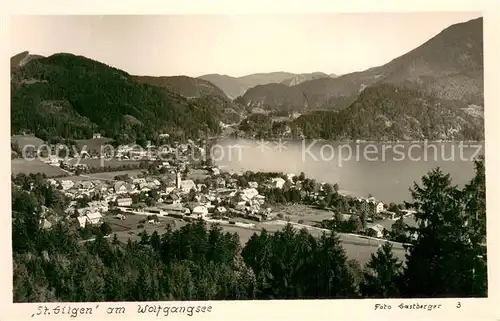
top-left (213, 139), bottom-right (485, 203)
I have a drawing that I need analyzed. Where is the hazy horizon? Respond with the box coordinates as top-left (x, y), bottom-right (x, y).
top-left (11, 13), bottom-right (481, 78)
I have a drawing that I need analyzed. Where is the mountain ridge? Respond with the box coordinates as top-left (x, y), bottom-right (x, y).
top-left (10, 53), bottom-right (240, 143)
top-left (199, 72), bottom-right (333, 98)
top-left (240, 17), bottom-right (483, 111)
top-left (133, 75), bottom-right (228, 99)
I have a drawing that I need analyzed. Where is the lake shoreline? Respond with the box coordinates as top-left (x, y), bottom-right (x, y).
top-left (214, 139), bottom-right (480, 203)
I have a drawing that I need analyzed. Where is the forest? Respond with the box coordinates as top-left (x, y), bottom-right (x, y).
top-left (10, 54), bottom-right (238, 144)
top-left (238, 84), bottom-right (484, 141)
top-left (12, 158), bottom-right (486, 301)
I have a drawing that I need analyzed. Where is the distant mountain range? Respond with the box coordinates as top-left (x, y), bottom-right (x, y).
top-left (10, 17), bottom-right (483, 142)
top-left (238, 17), bottom-right (483, 112)
top-left (199, 72), bottom-right (333, 99)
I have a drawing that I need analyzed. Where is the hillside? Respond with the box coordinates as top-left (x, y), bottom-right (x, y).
top-left (280, 72), bottom-right (330, 86)
top-left (239, 17), bottom-right (484, 111)
top-left (293, 84), bottom-right (484, 141)
top-left (133, 75), bottom-right (228, 99)
top-left (199, 72), bottom-right (329, 98)
top-left (10, 51), bottom-right (44, 72)
top-left (10, 53), bottom-right (230, 143)
top-left (239, 83), bottom-right (308, 111)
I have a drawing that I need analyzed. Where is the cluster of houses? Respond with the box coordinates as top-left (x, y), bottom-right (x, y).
top-left (38, 136), bottom-right (415, 242)
top-left (45, 162), bottom-right (280, 231)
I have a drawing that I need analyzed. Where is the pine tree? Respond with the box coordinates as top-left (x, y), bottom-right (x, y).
top-left (308, 232), bottom-right (357, 298)
top-left (401, 166), bottom-right (486, 297)
top-left (461, 156), bottom-right (487, 296)
top-left (360, 242), bottom-right (402, 298)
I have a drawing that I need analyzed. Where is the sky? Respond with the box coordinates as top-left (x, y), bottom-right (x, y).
top-left (10, 12), bottom-right (481, 77)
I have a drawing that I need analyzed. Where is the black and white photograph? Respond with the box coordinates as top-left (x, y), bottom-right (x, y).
top-left (4, 4), bottom-right (498, 320)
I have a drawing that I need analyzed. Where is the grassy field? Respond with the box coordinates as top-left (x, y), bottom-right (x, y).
top-left (105, 213), bottom-right (187, 243)
top-left (272, 204), bottom-right (334, 223)
top-left (56, 169), bottom-right (145, 181)
top-left (217, 221), bottom-right (404, 266)
top-left (11, 135), bottom-right (45, 150)
top-left (67, 158), bottom-right (143, 169)
top-left (102, 211), bottom-right (405, 266)
top-left (11, 159), bottom-right (67, 177)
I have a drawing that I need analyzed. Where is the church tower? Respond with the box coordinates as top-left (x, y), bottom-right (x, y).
top-left (176, 171), bottom-right (182, 190)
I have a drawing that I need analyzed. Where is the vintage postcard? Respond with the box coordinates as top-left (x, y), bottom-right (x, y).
top-left (1, 0), bottom-right (499, 320)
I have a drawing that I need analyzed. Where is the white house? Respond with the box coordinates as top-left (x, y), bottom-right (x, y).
top-left (240, 188), bottom-right (259, 201)
top-left (255, 194), bottom-right (266, 205)
top-left (44, 155), bottom-right (60, 166)
top-left (114, 182), bottom-right (128, 194)
top-left (86, 212), bottom-right (103, 226)
top-left (165, 193), bottom-right (181, 205)
top-left (180, 180), bottom-right (196, 193)
top-left (215, 206), bottom-right (227, 215)
top-left (248, 181), bottom-right (259, 189)
top-left (271, 177), bottom-right (286, 189)
top-left (366, 223), bottom-right (385, 238)
top-left (88, 201), bottom-right (109, 213)
top-left (133, 178), bottom-right (146, 184)
top-left (165, 186), bottom-right (176, 194)
top-left (60, 180), bottom-right (75, 191)
top-left (192, 205), bottom-right (208, 218)
top-left (380, 211), bottom-right (398, 220)
top-left (114, 182), bottom-right (135, 194)
top-left (216, 177), bottom-right (226, 188)
top-left (77, 216), bottom-right (87, 228)
top-left (117, 197), bottom-right (133, 207)
top-left (375, 202), bottom-right (385, 213)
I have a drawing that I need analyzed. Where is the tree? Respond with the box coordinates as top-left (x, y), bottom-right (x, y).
top-left (100, 222), bottom-right (112, 236)
top-left (318, 199), bottom-right (328, 209)
top-left (145, 197), bottom-right (155, 207)
top-left (360, 242), bottom-right (403, 298)
top-left (360, 212), bottom-right (367, 229)
top-left (333, 183), bottom-right (340, 193)
top-left (186, 188), bottom-right (197, 202)
top-left (322, 183), bottom-right (333, 194)
top-left (365, 228), bottom-right (378, 238)
top-left (389, 217), bottom-right (409, 243)
top-left (308, 232), bottom-right (357, 298)
top-left (111, 233), bottom-right (120, 245)
top-left (460, 156), bottom-right (487, 296)
top-left (401, 166), bottom-right (486, 297)
top-left (387, 202), bottom-right (401, 216)
top-left (238, 176), bottom-right (248, 188)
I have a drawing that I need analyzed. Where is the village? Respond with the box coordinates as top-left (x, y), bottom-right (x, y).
top-left (31, 137), bottom-right (417, 263)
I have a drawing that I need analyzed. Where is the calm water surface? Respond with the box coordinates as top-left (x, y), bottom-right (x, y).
top-left (213, 139), bottom-right (485, 203)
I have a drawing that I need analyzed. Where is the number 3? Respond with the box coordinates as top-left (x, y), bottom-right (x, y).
top-left (457, 302), bottom-right (461, 308)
